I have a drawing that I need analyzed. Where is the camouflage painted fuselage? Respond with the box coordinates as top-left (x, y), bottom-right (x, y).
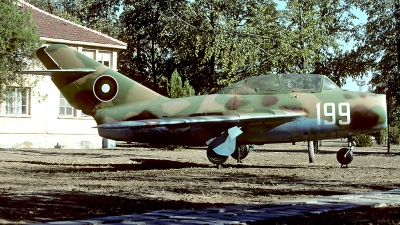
top-left (25, 44), bottom-right (387, 147)
top-left (96, 85), bottom-right (387, 146)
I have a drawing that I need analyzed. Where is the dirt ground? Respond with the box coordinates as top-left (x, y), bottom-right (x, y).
top-left (1, 140), bottom-right (400, 224)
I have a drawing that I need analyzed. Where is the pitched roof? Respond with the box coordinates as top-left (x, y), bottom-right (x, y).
top-left (19, 0), bottom-right (127, 49)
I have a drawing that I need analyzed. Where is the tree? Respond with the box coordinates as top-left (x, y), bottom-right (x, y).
top-left (169, 0), bottom-right (363, 92)
top-left (169, 0), bottom-right (280, 93)
top-left (278, 0), bottom-right (366, 87)
top-left (353, 0), bottom-right (400, 126)
top-left (167, 69), bottom-right (195, 98)
top-left (183, 80), bottom-right (195, 97)
top-left (117, 0), bottom-right (369, 95)
top-left (118, 0), bottom-right (186, 94)
top-left (119, 0), bottom-right (172, 91)
top-left (0, 0), bottom-right (42, 100)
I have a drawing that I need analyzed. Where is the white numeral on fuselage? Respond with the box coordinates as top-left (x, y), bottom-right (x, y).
top-left (316, 102), bottom-right (350, 125)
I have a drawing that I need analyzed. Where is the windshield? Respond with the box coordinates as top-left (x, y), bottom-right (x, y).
top-left (322, 77), bottom-right (340, 91)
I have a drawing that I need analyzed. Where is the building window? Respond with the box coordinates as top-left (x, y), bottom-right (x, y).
top-left (59, 93), bottom-right (74, 116)
top-left (82, 49), bottom-right (112, 68)
top-left (97, 51), bottom-right (111, 67)
top-left (82, 50), bottom-right (95, 59)
top-left (59, 92), bottom-right (91, 118)
top-left (5, 87), bottom-right (30, 115)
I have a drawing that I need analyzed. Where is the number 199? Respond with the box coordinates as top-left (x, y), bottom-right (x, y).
top-left (316, 102), bottom-right (350, 125)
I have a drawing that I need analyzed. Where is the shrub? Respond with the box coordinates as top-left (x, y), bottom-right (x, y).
top-left (353, 134), bottom-right (373, 147)
top-left (372, 129), bottom-right (387, 145)
top-left (389, 126), bottom-right (400, 145)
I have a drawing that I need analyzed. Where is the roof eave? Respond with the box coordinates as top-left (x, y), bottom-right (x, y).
top-left (41, 38), bottom-right (127, 50)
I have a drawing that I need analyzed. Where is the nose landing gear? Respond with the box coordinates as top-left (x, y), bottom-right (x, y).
top-left (336, 137), bottom-right (355, 167)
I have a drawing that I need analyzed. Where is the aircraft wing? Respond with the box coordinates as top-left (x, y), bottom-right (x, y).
top-left (95, 109), bottom-right (307, 129)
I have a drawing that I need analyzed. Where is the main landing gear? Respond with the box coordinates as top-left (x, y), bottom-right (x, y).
top-left (336, 137), bottom-right (355, 167)
top-left (207, 144), bottom-right (253, 169)
top-left (231, 144), bottom-right (254, 163)
top-left (206, 147), bottom-right (229, 165)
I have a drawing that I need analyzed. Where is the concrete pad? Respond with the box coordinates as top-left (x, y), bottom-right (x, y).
top-left (29, 188), bottom-right (400, 225)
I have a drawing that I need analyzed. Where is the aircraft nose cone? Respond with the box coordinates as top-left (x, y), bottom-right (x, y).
top-left (349, 94), bottom-right (387, 130)
top-left (373, 93), bottom-right (388, 129)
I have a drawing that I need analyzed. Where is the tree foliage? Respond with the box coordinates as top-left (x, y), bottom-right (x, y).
top-left (278, 0), bottom-right (366, 86)
top-left (118, 0), bottom-right (366, 94)
top-left (167, 69), bottom-right (195, 98)
top-left (0, 0), bottom-right (42, 100)
top-left (352, 0), bottom-right (400, 126)
top-left (27, 0), bottom-right (392, 100)
top-left (169, 0), bottom-right (281, 93)
top-left (167, 69), bottom-right (185, 98)
top-left (118, 0), bottom-right (184, 94)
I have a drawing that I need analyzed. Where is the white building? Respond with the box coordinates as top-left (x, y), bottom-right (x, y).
top-left (0, 1), bottom-right (127, 149)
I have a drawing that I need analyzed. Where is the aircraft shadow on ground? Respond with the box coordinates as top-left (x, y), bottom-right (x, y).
top-left (7, 151), bottom-right (400, 174)
top-left (4, 159), bottom-right (212, 173)
top-left (8, 158), bottom-right (339, 173)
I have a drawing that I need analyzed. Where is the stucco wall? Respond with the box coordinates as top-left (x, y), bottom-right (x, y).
top-left (0, 71), bottom-right (102, 149)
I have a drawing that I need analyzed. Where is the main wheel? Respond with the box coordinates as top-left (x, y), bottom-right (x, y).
top-left (231, 145), bottom-right (250, 160)
top-left (336, 148), bottom-right (354, 165)
top-left (207, 147), bottom-right (229, 164)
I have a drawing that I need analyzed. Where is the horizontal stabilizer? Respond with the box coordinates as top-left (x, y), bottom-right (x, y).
top-left (95, 110), bottom-right (306, 129)
top-left (18, 68), bottom-right (96, 76)
top-left (18, 69), bottom-right (96, 88)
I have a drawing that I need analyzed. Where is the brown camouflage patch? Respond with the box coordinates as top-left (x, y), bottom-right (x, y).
top-left (225, 97), bottom-right (249, 110)
top-left (350, 105), bottom-right (379, 129)
top-left (263, 96), bottom-right (279, 107)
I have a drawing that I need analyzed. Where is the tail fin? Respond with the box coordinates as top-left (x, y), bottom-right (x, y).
top-left (22, 44), bottom-right (167, 115)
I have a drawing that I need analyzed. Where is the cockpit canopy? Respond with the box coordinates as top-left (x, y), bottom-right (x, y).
top-left (217, 74), bottom-right (340, 95)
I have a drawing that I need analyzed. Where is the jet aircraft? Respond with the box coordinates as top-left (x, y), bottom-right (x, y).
top-left (20, 44), bottom-right (387, 167)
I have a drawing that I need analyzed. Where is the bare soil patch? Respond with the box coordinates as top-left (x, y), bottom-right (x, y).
top-left (1, 140), bottom-right (400, 224)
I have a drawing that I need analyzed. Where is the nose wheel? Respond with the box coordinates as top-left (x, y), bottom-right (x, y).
top-left (337, 137), bottom-right (355, 167)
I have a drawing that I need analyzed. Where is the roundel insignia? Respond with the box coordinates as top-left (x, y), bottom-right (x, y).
top-left (93, 75), bottom-right (119, 102)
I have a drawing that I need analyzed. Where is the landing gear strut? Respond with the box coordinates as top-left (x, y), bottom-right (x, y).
top-left (313, 141), bottom-right (319, 153)
top-left (336, 137), bottom-right (355, 167)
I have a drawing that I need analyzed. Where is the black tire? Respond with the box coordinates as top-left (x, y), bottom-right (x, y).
top-left (207, 147), bottom-right (229, 164)
top-left (336, 148), bottom-right (354, 165)
top-left (231, 145), bottom-right (250, 160)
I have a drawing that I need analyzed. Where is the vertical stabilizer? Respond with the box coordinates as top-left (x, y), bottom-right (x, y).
top-left (34, 44), bottom-right (167, 115)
